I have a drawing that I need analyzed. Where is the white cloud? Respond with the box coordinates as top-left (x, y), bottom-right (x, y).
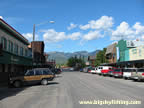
top-left (67, 23), bottom-right (77, 30)
top-left (0, 16), bottom-right (3, 19)
top-left (79, 24), bottom-right (90, 30)
top-left (68, 32), bottom-right (81, 40)
top-left (22, 33), bottom-right (38, 41)
top-left (83, 30), bottom-right (103, 41)
top-left (42, 29), bottom-right (67, 43)
top-left (140, 35), bottom-right (144, 40)
top-left (80, 16), bottom-right (114, 30)
top-left (133, 22), bottom-right (144, 35)
top-left (41, 29), bottom-right (81, 43)
top-left (111, 22), bottom-right (136, 40)
top-left (111, 21), bottom-right (144, 41)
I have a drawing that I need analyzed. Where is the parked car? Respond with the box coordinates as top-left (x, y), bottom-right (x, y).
top-left (69, 67), bottom-right (74, 71)
top-left (51, 68), bottom-right (62, 74)
top-left (83, 67), bottom-right (92, 73)
top-left (131, 68), bottom-right (144, 81)
top-left (10, 68), bottom-right (55, 88)
top-left (79, 68), bottom-right (83, 72)
top-left (101, 66), bottom-right (117, 76)
top-left (96, 66), bottom-right (104, 75)
top-left (90, 67), bottom-right (97, 74)
top-left (113, 69), bottom-right (123, 78)
top-left (107, 70), bottom-right (114, 77)
top-left (123, 68), bottom-right (137, 79)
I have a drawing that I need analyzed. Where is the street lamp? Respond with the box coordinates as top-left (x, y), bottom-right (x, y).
top-left (32, 20), bottom-right (55, 67)
top-left (33, 20), bottom-right (55, 41)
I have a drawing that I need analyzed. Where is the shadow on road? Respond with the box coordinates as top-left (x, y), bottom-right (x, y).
top-left (48, 82), bottom-right (59, 85)
top-left (0, 86), bottom-right (28, 101)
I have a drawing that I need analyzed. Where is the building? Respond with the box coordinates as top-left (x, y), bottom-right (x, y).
top-left (116, 40), bottom-right (130, 62)
top-left (106, 43), bottom-right (117, 63)
top-left (0, 18), bottom-right (32, 84)
top-left (30, 41), bottom-right (45, 66)
top-left (88, 55), bottom-right (96, 67)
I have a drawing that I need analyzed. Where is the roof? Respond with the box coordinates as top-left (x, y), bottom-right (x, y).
top-left (0, 18), bottom-right (29, 45)
top-left (106, 43), bottom-right (116, 54)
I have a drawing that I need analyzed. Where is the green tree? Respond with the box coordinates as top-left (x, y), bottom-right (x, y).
top-left (95, 48), bottom-right (108, 66)
top-left (67, 56), bottom-right (86, 70)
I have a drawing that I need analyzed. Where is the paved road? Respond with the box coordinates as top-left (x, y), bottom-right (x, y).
top-left (0, 71), bottom-right (144, 108)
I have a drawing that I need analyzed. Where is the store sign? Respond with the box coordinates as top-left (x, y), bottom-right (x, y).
top-left (126, 41), bottom-right (135, 48)
top-left (127, 40), bottom-right (144, 48)
top-left (11, 56), bottom-right (19, 62)
top-left (129, 46), bottom-right (144, 61)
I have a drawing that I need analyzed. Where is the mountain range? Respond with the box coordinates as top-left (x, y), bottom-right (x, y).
top-left (47, 50), bottom-right (100, 64)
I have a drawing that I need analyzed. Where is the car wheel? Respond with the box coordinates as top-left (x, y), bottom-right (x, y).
top-left (13, 81), bottom-right (22, 88)
top-left (41, 79), bottom-right (48, 85)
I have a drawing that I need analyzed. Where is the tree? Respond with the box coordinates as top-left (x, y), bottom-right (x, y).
top-left (67, 56), bottom-right (86, 70)
top-left (95, 48), bottom-right (108, 66)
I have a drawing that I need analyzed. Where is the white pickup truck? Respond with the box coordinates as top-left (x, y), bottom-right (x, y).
top-left (123, 68), bottom-right (137, 79)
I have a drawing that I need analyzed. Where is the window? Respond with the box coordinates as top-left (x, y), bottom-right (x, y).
top-left (8, 40), bottom-right (14, 53)
top-left (1, 37), bottom-right (7, 50)
top-left (35, 70), bottom-right (42, 75)
top-left (11, 41), bottom-right (13, 53)
top-left (137, 69), bottom-right (144, 72)
top-left (25, 49), bottom-right (28, 56)
top-left (20, 47), bottom-right (23, 56)
top-left (114, 69), bottom-right (121, 72)
top-left (25, 70), bottom-right (34, 76)
top-left (8, 40), bottom-right (11, 52)
top-left (14, 44), bottom-right (18, 55)
top-left (43, 70), bottom-right (53, 75)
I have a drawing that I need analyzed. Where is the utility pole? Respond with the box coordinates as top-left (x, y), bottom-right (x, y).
top-left (33, 24), bottom-right (35, 41)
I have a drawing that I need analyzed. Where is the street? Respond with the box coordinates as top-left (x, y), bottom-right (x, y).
top-left (0, 71), bottom-right (144, 108)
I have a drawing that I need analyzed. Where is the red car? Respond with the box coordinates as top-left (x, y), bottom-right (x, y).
top-left (112, 69), bottom-right (123, 78)
top-left (101, 66), bottom-right (117, 76)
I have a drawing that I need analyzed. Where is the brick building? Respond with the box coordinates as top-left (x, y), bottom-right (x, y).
top-left (106, 43), bottom-right (117, 63)
top-left (30, 41), bottom-right (46, 66)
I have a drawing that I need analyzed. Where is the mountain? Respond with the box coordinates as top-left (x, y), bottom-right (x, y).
top-left (47, 50), bottom-right (100, 64)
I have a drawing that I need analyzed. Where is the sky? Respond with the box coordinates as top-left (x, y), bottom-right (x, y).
top-left (0, 0), bottom-right (144, 52)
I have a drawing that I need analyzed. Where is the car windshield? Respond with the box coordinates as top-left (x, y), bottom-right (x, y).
top-left (124, 69), bottom-right (136, 72)
top-left (137, 69), bottom-right (144, 72)
top-left (114, 69), bottom-right (121, 72)
top-left (91, 68), bottom-right (95, 70)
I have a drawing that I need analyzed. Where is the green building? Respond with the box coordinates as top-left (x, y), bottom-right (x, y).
top-left (116, 40), bottom-right (130, 62)
top-left (0, 18), bottom-right (32, 75)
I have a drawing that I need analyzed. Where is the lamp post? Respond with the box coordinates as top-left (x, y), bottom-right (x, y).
top-left (33, 20), bottom-right (55, 41)
top-left (32, 20), bottom-right (55, 67)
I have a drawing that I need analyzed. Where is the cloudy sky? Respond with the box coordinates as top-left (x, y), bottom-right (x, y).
top-left (0, 0), bottom-right (144, 52)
